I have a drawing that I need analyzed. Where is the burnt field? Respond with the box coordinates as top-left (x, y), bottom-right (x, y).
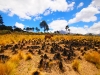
top-left (0, 34), bottom-right (100, 75)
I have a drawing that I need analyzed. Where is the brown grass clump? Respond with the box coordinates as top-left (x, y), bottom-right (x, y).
top-left (32, 71), bottom-right (40, 75)
top-left (0, 50), bottom-right (24, 75)
top-left (84, 51), bottom-right (100, 69)
top-left (9, 50), bottom-right (25, 64)
top-left (24, 53), bottom-right (33, 61)
top-left (0, 63), bottom-right (6, 75)
top-left (72, 59), bottom-right (80, 72)
top-left (84, 51), bottom-right (100, 68)
top-left (17, 50), bottom-right (25, 60)
top-left (10, 54), bottom-right (20, 63)
top-left (32, 70), bottom-right (44, 75)
top-left (0, 61), bottom-right (17, 75)
top-left (5, 61), bottom-right (17, 75)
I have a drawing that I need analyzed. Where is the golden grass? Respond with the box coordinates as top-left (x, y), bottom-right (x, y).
top-left (0, 61), bottom-right (17, 75)
top-left (0, 63), bottom-right (6, 75)
top-left (0, 34), bottom-right (100, 74)
top-left (72, 59), bottom-right (80, 72)
top-left (10, 54), bottom-right (20, 63)
top-left (24, 53), bottom-right (33, 61)
top-left (0, 50), bottom-right (33, 75)
top-left (0, 50), bottom-right (34, 75)
top-left (84, 51), bottom-right (100, 69)
top-left (0, 34), bottom-right (44, 45)
top-left (0, 34), bottom-right (100, 45)
top-left (10, 50), bottom-right (33, 61)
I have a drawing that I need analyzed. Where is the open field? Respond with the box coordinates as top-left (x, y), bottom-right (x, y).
top-left (0, 34), bottom-right (100, 75)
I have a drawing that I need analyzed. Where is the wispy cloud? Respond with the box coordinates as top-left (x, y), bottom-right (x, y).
top-left (77, 2), bottom-right (84, 8)
top-left (33, 16), bottom-right (42, 21)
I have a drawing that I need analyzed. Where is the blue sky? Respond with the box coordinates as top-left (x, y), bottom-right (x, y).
top-left (0, 0), bottom-right (100, 34)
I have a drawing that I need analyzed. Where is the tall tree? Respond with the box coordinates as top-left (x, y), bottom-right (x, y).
top-left (65, 25), bottom-right (70, 34)
top-left (45, 25), bottom-right (49, 32)
top-left (0, 15), bottom-right (4, 25)
top-left (65, 25), bottom-right (69, 31)
top-left (40, 20), bottom-right (49, 32)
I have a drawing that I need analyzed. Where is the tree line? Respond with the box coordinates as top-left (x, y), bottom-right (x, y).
top-left (0, 15), bottom-right (70, 34)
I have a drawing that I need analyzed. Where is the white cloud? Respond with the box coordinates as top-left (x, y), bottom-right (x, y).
top-left (44, 10), bottom-right (51, 16)
top-left (68, 22), bottom-right (100, 34)
top-left (49, 20), bottom-right (68, 32)
top-left (15, 22), bottom-right (24, 29)
top-left (68, 0), bottom-right (100, 24)
top-left (49, 19), bottom-right (100, 34)
top-left (68, 6), bottom-right (100, 24)
top-left (84, 25), bottom-right (88, 29)
top-left (70, 22), bottom-right (100, 34)
top-left (70, 26), bottom-right (87, 34)
top-left (88, 21), bottom-right (100, 34)
top-left (33, 16), bottom-right (42, 21)
top-left (67, 2), bottom-right (75, 11)
top-left (90, 0), bottom-right (100, 9)
top-left (0, 0), bottom-right (75, 20)
top-left (77, 2), bottom-right (84, 8)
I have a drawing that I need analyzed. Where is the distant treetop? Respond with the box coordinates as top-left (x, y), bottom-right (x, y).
top-left (0, 15), bottom-right (4, 25)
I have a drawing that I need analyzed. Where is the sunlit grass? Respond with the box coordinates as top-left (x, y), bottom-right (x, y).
top-left (0, 34), bottom-right (100, 45)
top-left (0, 34), bottom-right (44, 45)
top-left (0, 60), bottom-right (17, 75)
top-left (24, 53), bottom-right (33, 61)
top-left (84, 51), bottom-right (100, 69)
top-left (72, 59), bottom-right (80, 72)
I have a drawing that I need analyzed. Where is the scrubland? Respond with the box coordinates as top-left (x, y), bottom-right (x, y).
top-left (0, 33), bottom-right (100, 75)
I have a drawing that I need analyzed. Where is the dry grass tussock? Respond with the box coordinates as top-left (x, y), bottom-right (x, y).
top-left (24, 53), bottom-right (33, 61)
top-left (84, 51), bottom-right (100, 69)
top-left (0, 61), bottom-right (17, 75)
top-left (10, 50), bottom-right (33, 62)
top-left (72, 59), bottom-right (80, 72)
top-left (0, 50), bottom-right (33, 75)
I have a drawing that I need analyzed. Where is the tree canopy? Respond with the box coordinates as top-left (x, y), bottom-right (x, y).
top-left (40, 20), bottom-right (49, 32)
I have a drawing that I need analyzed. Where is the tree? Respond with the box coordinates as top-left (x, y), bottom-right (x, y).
top-left (13, 26), bottom-right (23, 32)
top-left (35, 27), bottom-right (40, 32)
top-left (65, 25), bottom-right (69, 31)
top-left (25, 27), bottom-right (34, 32)
top-left (45, 25), bottom-right (49, 32)
top-left (54, 31), bottom-right (60, 34)
top-left (65, 25), bottom-right (70, 34)
top-left (40, 20), bottom-right (49, 32)
top-left (0, 15), bottom-right (4, 25)
top-left (13, 27), bottom-right (23, 32)
top-left (0, 15), bottom-right (13, 31)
